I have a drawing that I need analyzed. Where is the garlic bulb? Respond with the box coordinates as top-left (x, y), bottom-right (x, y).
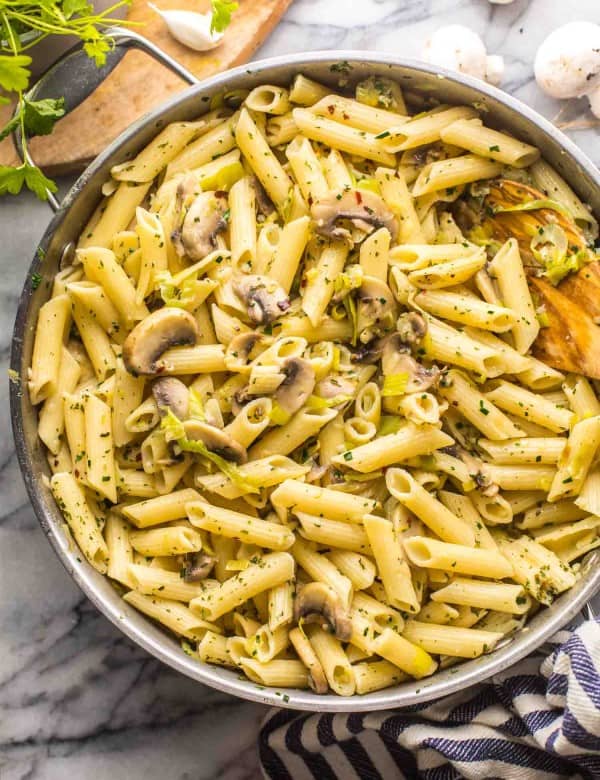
top-left (149, 4), bottom-right (223, 51)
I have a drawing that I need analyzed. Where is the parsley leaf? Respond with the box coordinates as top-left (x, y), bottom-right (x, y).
top-left (63, 0), bottom-right (95, 17)
top-left (0, 164), bottom-right (57, 200)
top-left (210, 0), bottom-right (238, 34)
top-left (23, 98), bottom-right (66, 137)
top-left (0, 55), bottom-right (32, 93)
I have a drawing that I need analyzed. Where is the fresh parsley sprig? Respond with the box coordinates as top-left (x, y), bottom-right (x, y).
top-left (0, 0), bottom-right (131, 200)
top-left (210, 0), bottom-right (238, 35)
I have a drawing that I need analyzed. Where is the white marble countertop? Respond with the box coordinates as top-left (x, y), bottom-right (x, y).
top-left (1, 1), bottom-right (599, 778)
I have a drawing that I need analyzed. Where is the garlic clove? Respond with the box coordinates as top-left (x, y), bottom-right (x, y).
top-left (149, 3), bottom-right (223, 51)
top-left (485, 55), bottom-right (505, 87)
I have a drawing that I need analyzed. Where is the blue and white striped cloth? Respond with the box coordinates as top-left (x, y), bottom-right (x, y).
top-left (259, 617), bottom-right (600, 779)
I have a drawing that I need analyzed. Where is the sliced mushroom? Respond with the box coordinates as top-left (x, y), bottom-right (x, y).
top-left (315, 373), bottom-right (356, 399)
top-left (356, 277), bottom-right (397, 339)
top-left (250, 175), bottom-right (275, 217)
top-left (396, 312), bottom-right (428, 348)
top-left (448, 445), bottom-right (498, 497)
top-left (351, 338), bottom-right (384, 364)
top-left (311, 189), bottom-right (398, 243)
top-left (123, 308), bottom-right (198, 376)
top-left (233, 274), bottom-right (290, 325)
top-left (173, 185), bottom-right (228, 261)
top-left (152, 377), bottom-right (190, 419)
top-left (182, 552), bottom-right (216, 582)
top-left (273, 357), bottom-right (316, 416)
top-left (294, 582), bottom-right (352, 641)
top-left (225, 331), bottom-right (266, 370)
top-left (382, 337), bottom-right (439, 393)
top-left (183, 418), bottom-right (248, 464)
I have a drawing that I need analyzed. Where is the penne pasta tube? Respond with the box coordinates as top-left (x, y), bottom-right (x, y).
top-left (332, 423), bottom-right (453, 473)
top-left (235, 108), bottom-right (293, 210)
top-left (378, 106), bottom-right (477, 152)
top-left (404, 536), bottom-right (514, 579)
top-left (386, 469), bottom-right (475, 546)
top-left (28, 294), bottom-right (71, 404)
top-left (575, 467), bottom-right (600, 516)
top-left (121, 488), bottom-right (201, 527)
top-left (111, 121), bottom-right (204, 181)
top-left (105, 512), bottom-right (134, 587)
top-left (301, 239), bottom-right (349, 327)
top-left (326, 550), bottom-right (376, 592)
top-left (548, 416), bottom-right (600, 501)
top-left (293, 107), bottom-right (396, 165)
top-left (402, 620), bottom-right (504, 658)
top-left (363, 514), bottom-right (419, 612)
top-left (305, 625), bottom-right (355, 696)
top-left (423, 318), bottom-right (504, 377)
top-left (478, 437), bottom-right (566, 465)
top-left (123, 591), bottom-right (218, 641)
top-left (248, 406), bottom-right (338, 459)
top-left (51, 472), bottom-right (109, 572)
top-left (198, 630), bottom-right (232, 666)
top-left (414, 289), bottom-right (517, 331)
top-left (488, 238), bottom-right (539, 354)
top-left (412, 155), bottom-right (503, 197)
top-left (431, 577), bottom-right (532, 614)
top-left (353, 660), bottom-right (408, 694)
top-left (190, 552), bottom-right (295, 621)
top-left (270, 479), bottom-right (378, 521)
top-left (438, 370), bottom-right (525, 440)
top-left (439, 118), bottom-right (539, 167)
top-left (289, 74), bottom-right (330, 106)
top-left (371, 628), bottom-right (437, 679)
top-left (408, 251), bottom-right (486, 289)
top-left (493, 533), bottom-right (575, 605)
top-left (187, 501), bottom-right (295, 550)
top-left (165, 113), bottom-right (238, 179)
top-left (159, 344), bottom-right (226, 375)
top-left (311, 94), bottom-right (408, 134)
top-left (296, 513), bottom-right (371, 554)
top-left (268, 581), bottom-right (294, 632)
top-left (127, 563), bottom-right (208, 601)
top-left (485, 381), bottom-right (574, 433)
top-left (437, 491), bottom-right (498, 550)
top-left (129, 525), bottom-right (203, 557)
top-left (485, 464), bottom-right (556, 492)
top-left (239, 658), bottom-right (309, 688)
top-left (245, 624), bottom-right (289, 663)
top-left (375, 166), bottom-right (424, 244)
top-left (292, 537), bottom-right (353, 606)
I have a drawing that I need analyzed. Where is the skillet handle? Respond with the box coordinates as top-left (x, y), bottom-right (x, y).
top-left (13, 26), bottom-right (199, 212)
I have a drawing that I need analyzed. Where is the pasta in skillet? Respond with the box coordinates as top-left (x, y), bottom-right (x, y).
top-left (30, 71), bottom-right (600, 696)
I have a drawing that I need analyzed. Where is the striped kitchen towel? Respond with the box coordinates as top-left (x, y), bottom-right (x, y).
top-left (259, 617), bottom-right (600, 779)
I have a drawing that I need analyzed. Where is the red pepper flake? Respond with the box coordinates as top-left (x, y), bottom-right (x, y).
top-left (355, 191), bottom-right (363, 205)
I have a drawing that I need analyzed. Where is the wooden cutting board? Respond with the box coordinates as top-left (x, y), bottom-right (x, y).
top-left (0, 0), bottom-right (292, 174)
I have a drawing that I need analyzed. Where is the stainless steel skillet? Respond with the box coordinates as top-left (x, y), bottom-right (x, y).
top-left (10, 34), bottom-right (600, 712)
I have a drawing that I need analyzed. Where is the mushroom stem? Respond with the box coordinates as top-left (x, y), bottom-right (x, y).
top-left (294, 582), bottom-right (352, 641)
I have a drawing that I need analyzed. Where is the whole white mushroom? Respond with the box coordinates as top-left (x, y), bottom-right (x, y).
top-left (421, 25), bottom-right (504, 86)
top-left (534, 21), bottom-right (600, 117)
